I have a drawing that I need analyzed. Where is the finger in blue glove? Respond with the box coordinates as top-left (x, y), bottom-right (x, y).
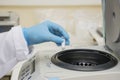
top-left (22, 20), bottom-right (70, 46)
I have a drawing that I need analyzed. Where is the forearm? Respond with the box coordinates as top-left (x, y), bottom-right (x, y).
top-left (0, 26), bottom-right (29, 78)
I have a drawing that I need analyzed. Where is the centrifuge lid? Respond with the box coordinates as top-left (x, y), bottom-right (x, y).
top-left (103, 0), bottom-right (120, 54)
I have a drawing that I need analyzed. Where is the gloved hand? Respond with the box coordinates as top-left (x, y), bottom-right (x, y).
top-left (22, 20), bottom-right (70, 46)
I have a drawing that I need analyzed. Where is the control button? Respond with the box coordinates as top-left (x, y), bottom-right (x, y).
top-left (27, 76), bottom-right (32, 80)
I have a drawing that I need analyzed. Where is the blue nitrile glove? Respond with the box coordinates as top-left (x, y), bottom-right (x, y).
top-left (22, 20), bottom-right (70, 46)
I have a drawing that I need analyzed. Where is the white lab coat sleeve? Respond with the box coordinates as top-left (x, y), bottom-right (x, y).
top-left (0, 26), bottom-right (29, 78)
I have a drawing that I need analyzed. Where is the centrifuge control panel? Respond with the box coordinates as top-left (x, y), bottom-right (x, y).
top-left (18, 57), bottom-right (35, 80)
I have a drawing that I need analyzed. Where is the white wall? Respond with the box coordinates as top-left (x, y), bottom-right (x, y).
top-left (0, 0), bottom-right (101, 6)
top-left (0, 0), bottom-right (102, 46)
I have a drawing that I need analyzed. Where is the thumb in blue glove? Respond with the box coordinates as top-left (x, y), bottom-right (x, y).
top-left (22, 20), bottom-right (70, 46)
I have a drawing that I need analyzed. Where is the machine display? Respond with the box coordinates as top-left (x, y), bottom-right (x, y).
top-left (18, 58), bottom-right (35, 80)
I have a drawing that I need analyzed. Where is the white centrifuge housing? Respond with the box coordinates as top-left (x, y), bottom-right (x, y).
top-left (11, 0), bottom-right (120, 80)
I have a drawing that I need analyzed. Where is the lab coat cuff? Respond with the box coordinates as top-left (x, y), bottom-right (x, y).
top-left (12, 26), bottom-right (30, 61)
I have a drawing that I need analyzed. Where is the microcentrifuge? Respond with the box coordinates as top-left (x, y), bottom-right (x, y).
top-left (11, 0), bottom-right (120, 80)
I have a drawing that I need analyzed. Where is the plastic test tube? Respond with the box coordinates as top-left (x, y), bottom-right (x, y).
top-left (61, 39), bottom-right (65, 50)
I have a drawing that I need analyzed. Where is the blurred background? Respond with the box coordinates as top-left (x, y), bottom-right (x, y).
top-left (0, 0), bottom-right (103, 46)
